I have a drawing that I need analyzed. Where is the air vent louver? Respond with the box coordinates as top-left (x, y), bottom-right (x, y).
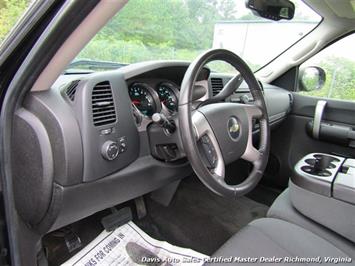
top-left (211, 78), bottom-right (224, 96)
top-left (92, 81), bottom-right (117, 127)
top-left (66, 80), bottom-right (80, 101)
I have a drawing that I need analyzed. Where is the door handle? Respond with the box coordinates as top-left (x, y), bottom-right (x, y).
top-left (313, 100), bottom-right (327, 139)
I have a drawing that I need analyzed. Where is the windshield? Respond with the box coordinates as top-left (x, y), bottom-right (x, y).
top-left (71, 0), bottom-right (321, 72)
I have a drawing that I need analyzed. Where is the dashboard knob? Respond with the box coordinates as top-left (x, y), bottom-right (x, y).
top-left (101, 140), bottom-right (119, 161)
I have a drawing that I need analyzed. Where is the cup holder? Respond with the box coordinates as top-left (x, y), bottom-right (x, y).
top-left (305, 158), bottom-right (336, 169)
top-left (314, 154), bottom-right (340, 162)
top-left (305, 158), bottom-right (316, 165)
top-left (301, 166), bottom-right (331, 177)
top-left (292, 153), bottom-right (346, 197)
top-left (301, 154), bottom-right (339, 176)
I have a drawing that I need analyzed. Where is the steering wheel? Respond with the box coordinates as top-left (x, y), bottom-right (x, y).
top-left (179, 49), bottom-right (270, 197)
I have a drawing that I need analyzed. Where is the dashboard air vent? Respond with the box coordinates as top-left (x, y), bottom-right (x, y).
top-left (211, 78), bottom-right (224, 96)
top-left (65, 80), bottom-right (80, 101)
top-left (92, 81), bottom-right (117, 127)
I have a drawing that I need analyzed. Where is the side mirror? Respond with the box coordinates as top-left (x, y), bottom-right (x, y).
top-left (245, 0), bottom-right (295, 21)
top-left (299, 66), bottom-right (326, 92)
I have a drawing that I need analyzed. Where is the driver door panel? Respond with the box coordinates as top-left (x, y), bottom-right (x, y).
top-left (266, 33), bottom-right (355, 188)
top-left (267, 93), bottom-right (355, 188)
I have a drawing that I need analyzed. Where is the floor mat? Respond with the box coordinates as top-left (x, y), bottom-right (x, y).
top-left (136, 176), bottom-right (269, 255)
top-left (61, 221), bottom-right (208, 266)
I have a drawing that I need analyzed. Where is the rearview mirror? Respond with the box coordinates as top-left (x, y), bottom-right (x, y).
top-left (299, 66), bottom-right (326, 92)
top-left (246, 0), bottom-right (295, 21)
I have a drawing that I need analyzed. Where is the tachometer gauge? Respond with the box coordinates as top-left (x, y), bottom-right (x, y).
top-left (157, 82), bottom-right (179, 112)
top-left (129, 83), bottom-right (159, 117)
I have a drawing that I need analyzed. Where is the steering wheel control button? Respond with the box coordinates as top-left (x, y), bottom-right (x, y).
top-left (201, 135), bottom-right (217, 168)
top-left (101, 140), bottom-right (119, 160)
top-left (227, 117), bottom-right (241, 141)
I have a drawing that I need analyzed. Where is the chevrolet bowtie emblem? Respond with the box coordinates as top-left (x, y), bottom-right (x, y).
top-left (228, 117), bottom-right (240, 140)
top-left (229, 123), bottom-right (240, 133)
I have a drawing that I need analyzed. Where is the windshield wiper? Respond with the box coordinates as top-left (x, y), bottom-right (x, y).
top-left (65, 59), bottom-right (128, 74)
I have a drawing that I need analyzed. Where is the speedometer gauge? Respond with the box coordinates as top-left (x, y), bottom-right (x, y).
top-left (157, 82), bottom-right (179, 112)
top-left (129, 83), bottom-right (159, 117)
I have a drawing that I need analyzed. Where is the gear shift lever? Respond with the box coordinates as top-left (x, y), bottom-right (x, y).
top-left (152, 113), bottom-right (176, 134)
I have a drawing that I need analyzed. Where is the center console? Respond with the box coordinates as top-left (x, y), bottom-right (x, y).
top-left (290, 153), bottom-right (355, 243)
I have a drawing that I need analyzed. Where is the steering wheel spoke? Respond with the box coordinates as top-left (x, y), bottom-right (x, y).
top-left (241, 104), bottom-right (263, 164)
top-left (243, 103), bottom-right (263, 119)
top-left (192, 111), bottom-right (225, 178)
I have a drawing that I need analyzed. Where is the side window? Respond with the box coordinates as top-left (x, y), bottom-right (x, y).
top-left (298, 33), bottom-right (355, 101)
top-left (0, 0), bottom-right (31, 43)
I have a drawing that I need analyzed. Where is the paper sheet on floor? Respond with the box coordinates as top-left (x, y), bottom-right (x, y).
top-left (62, 221), bottom-right (209, 266)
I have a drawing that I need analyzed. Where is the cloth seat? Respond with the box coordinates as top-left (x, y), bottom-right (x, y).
top-left (209, 218), bottom-right (352, 266)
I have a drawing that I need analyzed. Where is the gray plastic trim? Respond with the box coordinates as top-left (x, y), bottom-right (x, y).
top-left (192, 110), bottom-right (225, 178)
top-left (24, 89), bottom-right (84, 186)
top-left (313, 100), bottom-right (327, 139)
top-left (241, 104), bottom-right (263, 163)
top-left (72, 72), bottom-right (140, 182)
top-left (291, 153), bottom-right (344, 196)
top-left (49, 156), bottom-right (192, 231)
top-left (333, 159), bottom-right (355, 204)
top-left (13, 108), bottom-right (54, 225)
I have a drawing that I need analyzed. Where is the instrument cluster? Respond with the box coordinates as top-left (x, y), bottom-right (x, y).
top-left (129, 81), bottom-right (179, 117)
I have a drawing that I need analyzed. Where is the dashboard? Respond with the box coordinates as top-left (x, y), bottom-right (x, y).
top-left (13, 60), bottom-right (292, 234)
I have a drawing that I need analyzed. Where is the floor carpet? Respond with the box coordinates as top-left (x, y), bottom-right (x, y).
top-left (136, 176), bottom-right (269, 255)
top-left (44, 176), bottom-right (272, 264)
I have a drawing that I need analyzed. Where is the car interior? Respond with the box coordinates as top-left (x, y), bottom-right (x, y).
top-left (0, 0), bottom-right (354, 265)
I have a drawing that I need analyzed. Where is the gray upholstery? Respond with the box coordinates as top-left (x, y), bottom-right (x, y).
top-left (210, 218), bottom-right (351, 266)
top-left (268, 189), bottom-right (355, 258)
top-left (289, 181), bottom-right (355, 244)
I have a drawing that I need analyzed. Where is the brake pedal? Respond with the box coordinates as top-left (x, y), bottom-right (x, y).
top-left (63, 229), bottom-right (82, 253)
top-left (134, 196), bottom-right (147, 219)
